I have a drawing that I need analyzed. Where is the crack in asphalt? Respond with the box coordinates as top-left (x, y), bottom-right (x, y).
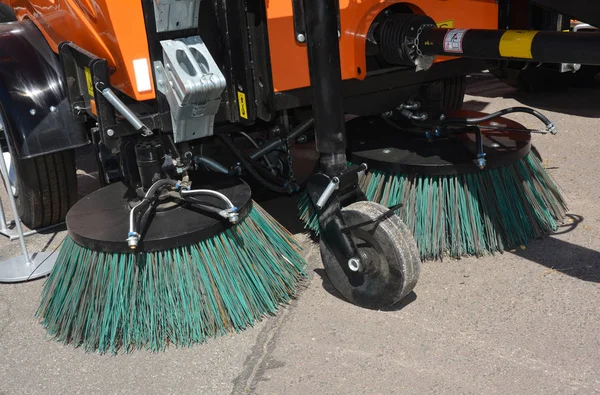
top-left (231, 283), bottom-right (309, 395)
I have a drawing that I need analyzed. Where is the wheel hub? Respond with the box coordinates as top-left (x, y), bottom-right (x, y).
top-left (320, 201), bottom-right (421, 310)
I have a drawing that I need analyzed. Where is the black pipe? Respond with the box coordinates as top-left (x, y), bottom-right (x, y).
top-left (441, 106), bottom-right (556, 133)
top-left (420, 28), bottom-right (600, 66)
top-left (249, 118), bottom-right (315, 162)
top-left (301, 0), bottom-right (347, 175)
top-left (215, 134), bottom-right (294, 194)
top-left (194, 155), bottom-right (229, 174)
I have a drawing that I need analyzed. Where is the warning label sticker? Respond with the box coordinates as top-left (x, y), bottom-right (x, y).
top-left (237, 91), bottom-right (248, 120)
top-left (84, 67), bottom-right (94, 97)
top-left (436, 20), bottom-right (454, 29)
top-left (443, 29), bottom-right (469, 53)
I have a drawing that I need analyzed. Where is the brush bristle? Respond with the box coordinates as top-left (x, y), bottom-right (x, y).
top-left (298, 153), bottom-right (567, 260)
top-left (37, 204), bottom-right (306, 354)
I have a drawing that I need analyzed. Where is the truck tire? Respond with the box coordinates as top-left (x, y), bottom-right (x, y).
top-left (442, 75), bottom-right (467, 110)
top-left (1, 110), bottom-right (78, 229)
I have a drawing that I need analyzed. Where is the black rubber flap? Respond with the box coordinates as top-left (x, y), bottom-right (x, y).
top-left (347, 111), bottom-right (532, 176)
top-left (66, 175), bottom-right (252, 253)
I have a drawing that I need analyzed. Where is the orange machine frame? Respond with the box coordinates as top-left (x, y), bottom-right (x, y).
top-left (267, 0), bottom-right (499, 92)
top-left (8, 0), bottom-right (498, 100)
top-left (9, 0), bottom-right (156, 102)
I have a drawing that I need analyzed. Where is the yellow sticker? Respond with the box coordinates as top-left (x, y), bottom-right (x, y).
top-left (237, 91), bottom-right (248, 120)
top-left (437, 20), bottom-right (454, 29)
top-left (499, 30), bottom-right (539, 59)
top-left (84, 67), bottom-right (94, 97)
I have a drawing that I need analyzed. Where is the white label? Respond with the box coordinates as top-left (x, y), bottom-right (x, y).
top-left (133, 58), bottom-right (152, 93)
top-left (443, 29), bottom-right (469, 53)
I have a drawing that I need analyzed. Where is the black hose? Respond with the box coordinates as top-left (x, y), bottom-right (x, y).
top-left (442, 107), bottom-right (554, 129)
top-left (215, 134), bottom-right (293, 194)
top-left (141, 179), bottom-right (178, 203)
top-left (194, 155), bottom-right (229, 174)
top-left (130, 179), bottom-right (178, 239)
top-left (250, 118), bottom-right (315, 161)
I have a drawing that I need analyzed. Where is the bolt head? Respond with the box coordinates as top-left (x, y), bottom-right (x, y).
top-left (106, 129), bottom-right (115, 137)
top-left (348, 258), bottom-right (361, 272)
top-left (49, 106), bottom-right (58, 113)
top-left (296, 33), bottom-right (306, 43)
top-left (29, 109), bottom-right (36, 116)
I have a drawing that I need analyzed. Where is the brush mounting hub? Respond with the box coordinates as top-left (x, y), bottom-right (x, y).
top-left (347, 110), bottom-right (532, 176)
top-left (66, 173), bottom-right (252, 253)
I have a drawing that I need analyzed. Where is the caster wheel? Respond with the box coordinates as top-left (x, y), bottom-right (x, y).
top-left (320, 201), bottom-right (421, 310)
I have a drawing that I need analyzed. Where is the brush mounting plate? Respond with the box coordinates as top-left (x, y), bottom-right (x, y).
top-left (66, 174), bottom-right (252, 253)
top-left (347, 111), bottom-right (532, 176)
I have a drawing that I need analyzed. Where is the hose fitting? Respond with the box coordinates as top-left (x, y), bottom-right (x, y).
top-left (127, 232), bottom-right (140, 250)
top-left (546, 122), bottom-right (558, 135)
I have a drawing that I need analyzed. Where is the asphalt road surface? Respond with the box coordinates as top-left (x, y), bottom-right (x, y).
top-left (1, 74), bottom-right (599, 394)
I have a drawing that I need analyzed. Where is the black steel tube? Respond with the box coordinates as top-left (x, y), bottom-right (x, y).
top-left (442, 107), bottom-right (555, 131)
top-left (193, 155), bottom-right (229, 174)
top-left (301, 0), bottom-right (347, 175)
top-left (215, 134), bottom-right (293, 194)
top-left (420, 28), bottom-right (600, 65)
top-left (249, 117), bottom-right (315, 162)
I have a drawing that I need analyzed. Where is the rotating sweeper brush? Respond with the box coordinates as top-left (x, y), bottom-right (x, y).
top-left (37, 138), bottom-right (306, 354)
top-left (299, 11), bottom-right (599, 260)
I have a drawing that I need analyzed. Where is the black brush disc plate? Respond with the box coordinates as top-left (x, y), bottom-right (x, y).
top-left (66, 174), bottom-right (252, 253)
top-left (347, 111), bottom-right (532, 176)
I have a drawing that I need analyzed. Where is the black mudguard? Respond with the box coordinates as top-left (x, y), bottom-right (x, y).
top-left (0, 20), bottom-right (88, 159)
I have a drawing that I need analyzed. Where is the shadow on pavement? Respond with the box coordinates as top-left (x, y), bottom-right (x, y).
top-left (313, 268), bottom-right (418, 312)
top-left (466, 73), bottom-right (600, 119)
top-left (513, 236), bottom-right (600, 283)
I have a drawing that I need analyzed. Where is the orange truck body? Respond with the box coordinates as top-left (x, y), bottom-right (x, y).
top-left (8, 0), bottom-right (498, 99)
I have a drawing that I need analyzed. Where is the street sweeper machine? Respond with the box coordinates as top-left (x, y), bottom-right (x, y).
top-left (0, 0), bottom-right (599, 353)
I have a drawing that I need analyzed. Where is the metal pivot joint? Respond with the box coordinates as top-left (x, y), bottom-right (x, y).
top-left (307, 164), bottom-right (368, 275)
top-left (97, 84), bottom-right (154, 137)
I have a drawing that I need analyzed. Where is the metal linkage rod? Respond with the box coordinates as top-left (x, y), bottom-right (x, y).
top-left (301, 0), bottom-right (347, 175)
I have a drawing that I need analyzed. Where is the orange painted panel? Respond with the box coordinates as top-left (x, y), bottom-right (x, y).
top-left (267, 0), bottom-right (499, 92)
top-left (9, 0), bottom-right (155, 101)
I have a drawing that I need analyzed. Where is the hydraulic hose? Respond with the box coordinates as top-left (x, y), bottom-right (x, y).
top-left (215, 134), bottom-right (293, 195)
top-left (193, 155), bottom-right (229, 174)
top-left (128, 179), bottom-right (178, 249)
top-left (250, 118), bottom-right (315, 162)
top-left (441, 107), bottom-right (557, 134)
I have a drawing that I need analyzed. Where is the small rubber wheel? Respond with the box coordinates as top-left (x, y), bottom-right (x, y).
top-left (1, 107), bottom-right (78, 229)
top-left (442, 75), bottom-right (467, 110)
top-left (320, 201), bottom-right (421, 310)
